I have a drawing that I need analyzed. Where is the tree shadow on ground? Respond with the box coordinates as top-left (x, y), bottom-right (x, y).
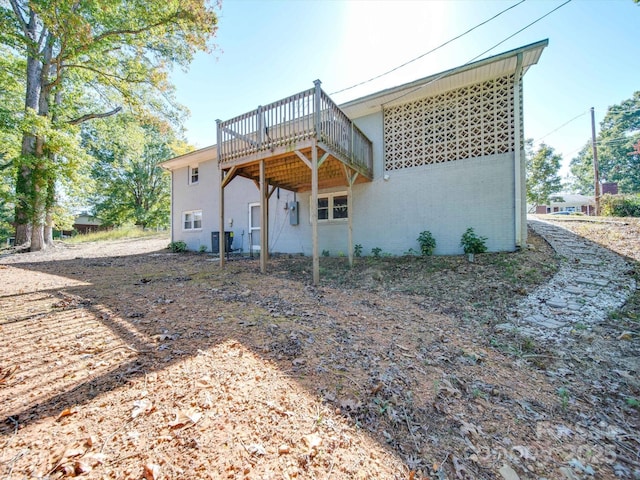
top-left (0, 238), bottom-right (636, 479)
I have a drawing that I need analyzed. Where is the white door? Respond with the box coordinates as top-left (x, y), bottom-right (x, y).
top-left (249, 203), bottom-right (261, 251)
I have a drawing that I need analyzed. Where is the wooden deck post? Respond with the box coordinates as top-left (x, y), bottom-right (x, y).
top-left (343, 165), bottom-right (359, 268)
top-left (311, 144), bottom-right (319, 286)
top-left (259, 159), bottom-right (267, 274)
top-left (219, 167), bottom-right (225, 268)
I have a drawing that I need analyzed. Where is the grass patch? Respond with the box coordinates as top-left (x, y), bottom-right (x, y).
top-left (64, 225), bottom-right (168, 244)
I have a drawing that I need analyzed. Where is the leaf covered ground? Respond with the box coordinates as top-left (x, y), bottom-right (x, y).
top-left (0, 222), bottom-right (638, 479)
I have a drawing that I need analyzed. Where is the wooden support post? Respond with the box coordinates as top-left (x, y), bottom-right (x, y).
top-left (311, 144), bottom-right (319, 286)
top-left (219, 167), bottom-right (225, 268)
top-left (259, 159), bottom-right (267, 273)
top-left (347, 179), bottom-right (354, 268)
top-left (591, 107), bottom-right (601, 216)
top-left (343, 165), bottom-right (359, 268)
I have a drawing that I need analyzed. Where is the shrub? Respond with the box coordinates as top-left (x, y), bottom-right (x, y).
top-left (168, 241), bottom-right (187, 253)
top-left (322, 249), bottom-right (330, 257)
top-left (460, 228), bottom-right (487, 255)
top-left (371, 247), bottom-right (382, 258)
top-left (199, 245), bottom-right (208, 253)
top-left (417, 230), bottom-right (436, 256)
top-left (600, 193), bottom-right (640, 217)
top-left (354, 244), bottom-right (363, 257)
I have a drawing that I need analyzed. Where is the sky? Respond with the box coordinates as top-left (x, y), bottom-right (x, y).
top-left (171, 0), bottom-right (640, 180)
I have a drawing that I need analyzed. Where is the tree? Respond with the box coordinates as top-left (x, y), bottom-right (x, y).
top-left (570, 92), bottom-right (640, 194)
top-left (526, 142), bottom-right (564, 207)
top-left (83, 116), bottom-right (182, 229)
top-left (0, 0), bottom-right (218, 250)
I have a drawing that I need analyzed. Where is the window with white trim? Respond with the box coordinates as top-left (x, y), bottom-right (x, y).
top-left (313, 192), bottom-right (348, 222)
top-left (183, 210), bottom-right (202, 230)
top-left (189, 166), bottom-right (199, 185)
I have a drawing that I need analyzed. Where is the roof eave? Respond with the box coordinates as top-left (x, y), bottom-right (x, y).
top-left (340, 39), bottom-right (549, 118)
top-left (160, 145), bottom-right (218, 170)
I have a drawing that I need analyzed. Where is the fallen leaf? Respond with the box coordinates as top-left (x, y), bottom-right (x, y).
top-left (278, 444), bottom-right (290, 455)
top-left (56, 407), bottom-right (78, 421)
top-left (247, 444), bottom-right (266, 455)
top-left (302, 433), bottom-right (322, 451)
top-left (459, 419), bottom-right (484, 438)
top-left (169, 408), bottom-right (202, 428)
top-left (452, 455), bottom-right (472, 479)
top-left (132, 398), bottom-right (153, 419)
top-left (143, 462), bottom-right (161, 480)
top-left (499, 464), bottom-right (521, 480)
top-left (512, 445), bottom-right (535, 460)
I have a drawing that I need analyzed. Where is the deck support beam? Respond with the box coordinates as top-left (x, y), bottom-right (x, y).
top-left (343, 165), bottom-right (359, 268)
top-left (311, 143), bottom-right (319, 285)
top-left (219, 167), bottom-right (225, 268)
top-left (259, 159), bottom-right (268, 273)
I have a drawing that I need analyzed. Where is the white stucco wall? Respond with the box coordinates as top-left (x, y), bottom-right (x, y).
top-left (170, 118), bottom-right (517, 256)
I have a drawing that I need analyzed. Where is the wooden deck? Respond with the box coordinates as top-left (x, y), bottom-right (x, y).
top-left (216, 80), bottom-right (373, 191)
top-left (215, 81), bottom-right (373, 285)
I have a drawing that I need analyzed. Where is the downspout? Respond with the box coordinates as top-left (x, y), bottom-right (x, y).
top-left (170, 170), bottom-right (174, 244)
top-left (513, 52), bottom-right (524, 249)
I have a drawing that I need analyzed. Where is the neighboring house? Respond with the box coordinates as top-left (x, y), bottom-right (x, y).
top-left (161, 40), bottom-right (548, 283)
top-left (533, 193), bottom-right (596, 215)
top-left (72, 213), bottom-right (105, 234)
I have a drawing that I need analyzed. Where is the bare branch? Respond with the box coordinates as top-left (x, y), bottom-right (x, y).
top-left (8, 0), bottom-right (28, 37)
top-left (62, 63), bottom-right (149, 84)
top-left (67, 106), bottom-right (122, 125)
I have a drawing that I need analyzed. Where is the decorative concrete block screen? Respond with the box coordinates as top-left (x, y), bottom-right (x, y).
top-left (383, 75), bottom-right (518, 171)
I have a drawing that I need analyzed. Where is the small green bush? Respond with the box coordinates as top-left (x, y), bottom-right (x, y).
top-left (168, 241), bottom-right (187, 253)
top-left (198, 245), bottom-right (208, 253)
top-left (371, 247), bottom-right (382, 258)
top-left (354, 244), bottom-right (363, 257)
top-left (322, 249), bottom-right (330, 257)
top-left (460, 228), bottom-right (487, 255)
top-left (600, 193), bottom-right (640, 217)
top-left (417, 230), bottom-right (436, 256)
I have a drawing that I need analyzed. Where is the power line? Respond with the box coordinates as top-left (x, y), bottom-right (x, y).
top-left (381, 0), bottom-right (572, 108)
top-left (329, 0), bottom-right (526, 96)
top-left (533, 110), bottom-right (589, 144)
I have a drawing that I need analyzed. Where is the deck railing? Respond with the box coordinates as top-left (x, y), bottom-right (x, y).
top-left (216, 81), bottom-right (373, 176)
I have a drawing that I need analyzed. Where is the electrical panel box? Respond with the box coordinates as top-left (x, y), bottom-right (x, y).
top-left (289, 201), bottom-right (299, 225)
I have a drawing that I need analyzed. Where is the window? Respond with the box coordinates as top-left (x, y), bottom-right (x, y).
top-left (189, 166), bottom-right (199, 185)
top-left (183, 210), bottom-right (202, 230)
top-left (312, 192), bottom-right (348, 222)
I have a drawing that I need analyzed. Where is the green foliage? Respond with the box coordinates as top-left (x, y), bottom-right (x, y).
top-left (168, 241), bottom-right (187, 253)
top-left (354, 244), bottom-right (362, 257)
top-left (83, 116), bottom-right (175, 229)
top-left (1, 0), bottom-right (219, 247)
top-left (626, 397), bottom-right (639, 409)
top-left (199, 245), bottom-right (208, 253)
top-left (66, 225), bottom-right (162, 243)
top-left (371, 247), bottom-right (382, 258)
top-left (600, 193), bottom-right (640, 217)
top-left (460, 228), bottom-right (488, 255)
top-left (557, 387), bottom-right (570, 411)
top-left (526, 141), bottom-right (564, 206)
top-left (570, 92), bottom-right (640, 194)
top-left (321, 249), bottom-right (330, 257)
top-left (417, 230), bottom-right (436, 256)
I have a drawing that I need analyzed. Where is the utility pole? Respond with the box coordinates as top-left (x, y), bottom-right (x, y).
top-left (590, 107), bottom-right (601, 216)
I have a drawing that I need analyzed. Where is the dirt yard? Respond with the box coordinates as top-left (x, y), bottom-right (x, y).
top-left (0, 222), bottom-right (638, 480)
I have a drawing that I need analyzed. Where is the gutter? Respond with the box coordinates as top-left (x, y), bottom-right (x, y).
top-left (513, 52), bottom-right (524, 248)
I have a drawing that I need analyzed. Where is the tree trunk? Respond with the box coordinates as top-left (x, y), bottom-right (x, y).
top-left (14, 14), bottom-right (44, 244)
top-left (14, 163), bottom-right (32, 246)
top-left (26, 36), bottom-right (54, 252)
top-left (44, 175), bottom-right (56, 247)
